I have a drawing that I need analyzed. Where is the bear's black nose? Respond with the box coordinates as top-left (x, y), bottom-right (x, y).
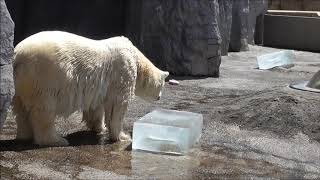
top-left (157, 96), bottom-right (161, 100)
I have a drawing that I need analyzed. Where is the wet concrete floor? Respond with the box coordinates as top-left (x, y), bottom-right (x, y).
top-left (1, 46), bottom-right (320, 179)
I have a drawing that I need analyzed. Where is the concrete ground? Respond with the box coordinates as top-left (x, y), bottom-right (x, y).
top-left (1, 45), bottom-right (320, 179)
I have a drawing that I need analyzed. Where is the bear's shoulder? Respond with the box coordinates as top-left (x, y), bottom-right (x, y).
top-left (100, 36), bottom-right (133, 48)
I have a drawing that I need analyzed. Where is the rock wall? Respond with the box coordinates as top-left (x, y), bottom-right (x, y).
top-left (127, 0), bottom-right (222, 77)
top-left (248, 0), bottom-right (268, 45)
top-left (127, 0), bottom-right (268, 76)
top-left (229, 0), bottom-right (268, 52)
top-left (218, 0), bottom-right (233, 56)
top-left (0, 0), bottom-right (15, 129)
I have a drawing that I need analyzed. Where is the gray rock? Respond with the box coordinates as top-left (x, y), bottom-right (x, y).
top-left (127, 0), bottom-right (268, 76)
top-left (307, 70), bottom-right (320, 90)
top-left (0, 0), bottom-right (15, 65)
top-left (248, 0), bottom-right (268, 45)
top-left (230, 0), bottom-right (268, 52)
top-left (0, 0), bottom-right (15, 129)
top-left (218, 0), bottom-right (233, 56)
top-left (0, 65), bottom-right (15, 129)
top-left (229, 0), bottom-right (250, 52)
top-left (127, 0), bottom-right (222, 77)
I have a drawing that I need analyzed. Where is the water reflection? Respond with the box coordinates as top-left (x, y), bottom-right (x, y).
top-left (131, 151), bottom-right (200, 178)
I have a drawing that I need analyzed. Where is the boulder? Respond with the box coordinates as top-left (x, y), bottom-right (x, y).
top-left (229, 0), bottom-right (268, 51)
top-left (248, 0), bottom-right (268, 45)
top-left (218, 0), bottom-right (233, 56)
top-left (229, 0), bottom-right (250, 52)
top-left (127, 0), bottom-right (222, 77)
top-left (0, 0), bottom-right (15, 129)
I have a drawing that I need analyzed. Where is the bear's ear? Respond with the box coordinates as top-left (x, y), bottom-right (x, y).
top-left (162, 71), bottom-right (169, 78)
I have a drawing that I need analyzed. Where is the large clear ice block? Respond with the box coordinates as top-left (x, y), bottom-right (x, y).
top-left (257, 50), bottom-right (295, 70)
top-left (132, 109), bottom-right (203, 155)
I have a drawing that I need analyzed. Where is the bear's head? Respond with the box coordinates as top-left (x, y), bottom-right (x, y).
top-left (117, 37), bottom-right (169, 102)
top-left (135, 68), bottom-right (169, 102)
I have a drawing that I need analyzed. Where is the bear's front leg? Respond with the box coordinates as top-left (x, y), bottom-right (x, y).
top-left (107, 102), bottom-right (131, 142)
top-left (83, 105), bottom-right (106, 134)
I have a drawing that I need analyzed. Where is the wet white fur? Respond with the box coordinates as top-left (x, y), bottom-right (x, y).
top-left (13, 31), bottom-right (169, 146)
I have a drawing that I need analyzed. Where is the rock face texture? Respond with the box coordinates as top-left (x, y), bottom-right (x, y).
top-left (127, 0), bottom-right (268, 76)
top-left (218, 0), bottom-right (233, 56)
top-left (128, 0), bottom-right (222, 77)
top-left (229, 0), bottom-right (268, 52)
top-left (0, 0), bottom-right (15, 129)
top-left (248, 0), bottom-right (268, 45)
top-left (229, 0), bottom-right (250, 52)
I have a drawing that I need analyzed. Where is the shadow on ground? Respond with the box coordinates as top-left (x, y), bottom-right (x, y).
top-left (0, 131), bottom-right (134, 152)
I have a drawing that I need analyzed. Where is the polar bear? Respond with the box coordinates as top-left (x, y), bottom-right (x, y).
top-left (13, 31), bottom-right (169, 146)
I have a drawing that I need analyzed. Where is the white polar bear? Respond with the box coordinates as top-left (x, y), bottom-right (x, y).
top-left (13, 31), bottom-right (169, 146)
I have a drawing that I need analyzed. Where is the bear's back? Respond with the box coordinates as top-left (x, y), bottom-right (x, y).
top-left (16, 31), bottom-right (96, 47)
top-left (15, 31), bottom-right (104, 58)
top-left (14, 31), bottom-right (110, 73)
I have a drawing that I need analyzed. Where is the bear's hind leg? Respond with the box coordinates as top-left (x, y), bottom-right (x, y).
top-left (83, 105), bottom-right (106, 134)
top-left (15, 112), bottom-right (33, 140)
top-left (13, 96), bottom-right (33, 140)
top-left (108, 102), bottom-right (131, 142)
top-left (30, 110), bottom-right (68, 146)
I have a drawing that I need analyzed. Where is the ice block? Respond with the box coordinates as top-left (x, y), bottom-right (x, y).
top-left (257, 50), bottom-right (295, 70)
top-left (132, 109), bottom-right (203, 155)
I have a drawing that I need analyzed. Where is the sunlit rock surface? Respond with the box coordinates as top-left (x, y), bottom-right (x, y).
top-left (0, 0), bottom-right (15, 130)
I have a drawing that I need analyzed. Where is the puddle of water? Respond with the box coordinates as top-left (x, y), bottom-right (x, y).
top-left (130, 151), bottom-right (200, 179)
